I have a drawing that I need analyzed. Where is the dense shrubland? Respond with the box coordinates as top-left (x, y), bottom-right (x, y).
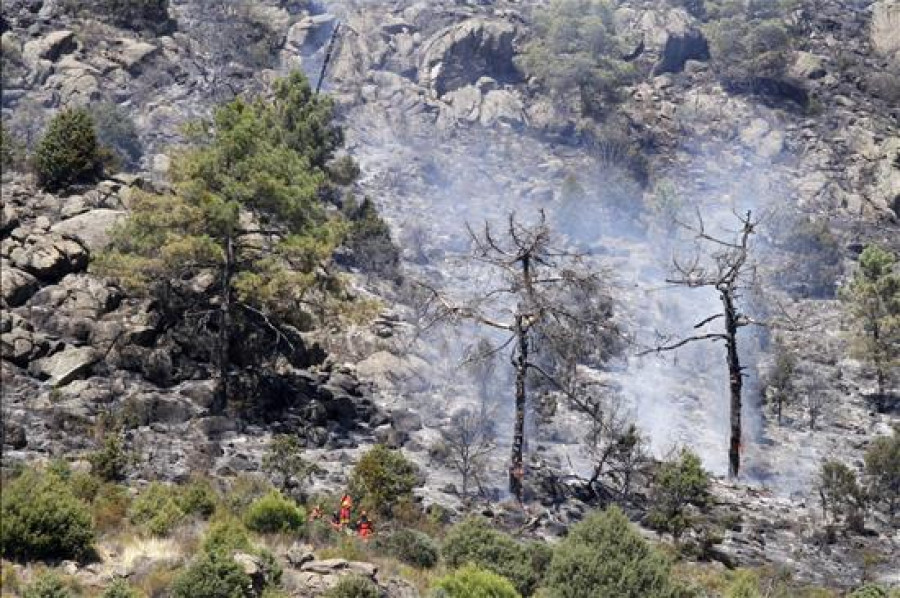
top-left (1, 443), bottom-right (892, 596)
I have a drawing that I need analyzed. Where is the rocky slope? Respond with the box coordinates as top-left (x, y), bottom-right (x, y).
top-left (2, 0), bottom-right (899, 593)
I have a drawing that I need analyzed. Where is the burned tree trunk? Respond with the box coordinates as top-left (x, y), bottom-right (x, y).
top-left (418, 211), bottom-right (616, 501)
top-left (642, 210), bottom-right (758, 478)
top-left (213, 234), bottom-right (235, 415)
top-left (722, 290), bottom-right (743, 477)
top-left (510, 314), bottom-right (528, 501)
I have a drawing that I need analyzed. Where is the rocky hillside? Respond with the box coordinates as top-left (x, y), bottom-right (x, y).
top-left (2, 0), bottom-right (899, 596)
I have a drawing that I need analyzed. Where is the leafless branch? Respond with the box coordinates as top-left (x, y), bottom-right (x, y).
top-left (637, 333), bottom-right (729, 355)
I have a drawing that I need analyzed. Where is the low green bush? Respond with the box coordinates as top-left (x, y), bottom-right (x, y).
top-left (177, 477), bottom-right (218, 519)
top-left (1, 469), bottom-right (95, 562)
top-left (261, 435), bottom-right (321, 493)
top-left (244, 490), bottom-right (305, 534)
top-left (726, 569), bottom-right (762, 598)
top-left (88, 435), bottom-right (129, 482)
top-left (327, 155), bottom-right (361, 186)
top-left (865, 427), bottom-right (900, 517)
top-left (21, 572), bottom-right (74, 598)
top-left (703, 15), bottom-right (804, 104)
top-left (441, 518), bottom-right (544, 596)
top-left (68, 471), bottom-right (102, 503)
top-left (377, 528), bottom-right (439, 569)
top-left (100, 578), bottom-right (141, 598)
top-left (321, 575), bottom-right (381, 598)
top-left (433, 564), bottom-right (521, 598)
top-left (544, 506), bottom-right (680, 598)
top-left (129, 482), bottom-right (184, 537)
top-left (647, 448), bottom-right (711, 542)
top-left (349, 445), bottom-right (419, 517)
top-left (848, 585), bottom-right (895, 598)
top-left (33, 108), bottom-right (104, 192)
top-left (171, 551), bottom-right (252, 598)
top-left (202, 518), bottom-right (252, 555)
top-left (816, 461), bottom-right (866, 532)
top-left (769, 215), bottom-right (842, 298)
top-left (223, 474), bottom-right (273, 516)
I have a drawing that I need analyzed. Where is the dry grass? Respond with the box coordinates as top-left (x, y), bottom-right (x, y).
top-left (134, 561), bottom-right (181, 598)
top-left (369, 555), bottom-right (445, 595)
top-left (120, 537), bottom-right (184, 570)
top-left (0, 561), bottom-right (22, 598)
top-left (671, 562), bottom-right (840, 598)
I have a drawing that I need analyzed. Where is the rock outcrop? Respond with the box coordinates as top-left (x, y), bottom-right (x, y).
top-left (2, 0), bottom-right (899, 590)
top-left (420, 19), bottom-right (518, 96)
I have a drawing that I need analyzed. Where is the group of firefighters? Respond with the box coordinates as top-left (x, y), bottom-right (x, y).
top-left (308, 494), bottom-right (374, 540)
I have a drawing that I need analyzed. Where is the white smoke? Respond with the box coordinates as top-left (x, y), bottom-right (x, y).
top-left (290, 0), bottom-right (817, 494)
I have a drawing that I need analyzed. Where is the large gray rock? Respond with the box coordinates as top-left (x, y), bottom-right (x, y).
top-left (9, 235), bottom-right (89, 282)
top-left (1, 262), bottom-right (39, 306)
top-left (615, 6), bottom-right (692, 53)
top-left (1, 203), bottom-right (20, 235)
top-left (285, 14), bottom-right (336, 51)
top-left (479, 89), bottom-right (525, 127)
top-left (391, 408), bottom-right (423, 433)
top-left (654, 29), bottom-right (709, 74)
top-left (300, 559), bottom-right (377, 578)
top-left (790, 52), bottom-right (827, 80)
top-left (22, 30), bottom-right (76, 64)
top-left (1, 312), bottom-right (49, 366)
top-left (233, 550), bottom-right (280, 593)
top-left (109, 38), bottom-right (159, 73)
top-left (356, 351), bottom-right (432, 392)
top-left (871, 135), bottom-right (900, 217)
top-left (443, 85), bottom-right (482, 123)
top-left (122, 393), bottom-right (202, 426)
top-left (31, 345), bottom-right (97, 387)
top-left (27, 274), bottom-right (122, 341)
top-left (50, 209), bottom-right (127, 253)
top-left (58, 69), bottom-right (100, 106)
top-left (420, 19), bottom-right (517, 96)
top-left (285, 543), bottom-right (316, 568)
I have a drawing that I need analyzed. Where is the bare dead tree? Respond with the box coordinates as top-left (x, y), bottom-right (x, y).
top-left (641, 209), bottom-right (759, 478)
top-left (437, 408), bottom-right (496, 498)
top-left (565, 378), bottom-right (648, 500)
top-left (464, 337), bottom-right (500, 410)
top-left (418, 211), bottom-right (617, 501)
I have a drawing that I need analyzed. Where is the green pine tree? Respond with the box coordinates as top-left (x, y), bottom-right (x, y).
top-left (842, 245), bottom-right (900, 411)
top-left (33, 108), bottom-right (104, 191)
top-left (97, 72), bottom-right (363, 413)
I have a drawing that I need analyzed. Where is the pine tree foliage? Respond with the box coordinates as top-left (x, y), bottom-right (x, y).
top-left (518, 0), bottom-right (636, 117)
top-left (98, 72), bottom-right (361, 412)
top-left (842, 245), bottom-right (900, 410)
top-left (33, 108), bottom-right (104, 191)
top-left (544, 506), bottom-right (681, 598)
